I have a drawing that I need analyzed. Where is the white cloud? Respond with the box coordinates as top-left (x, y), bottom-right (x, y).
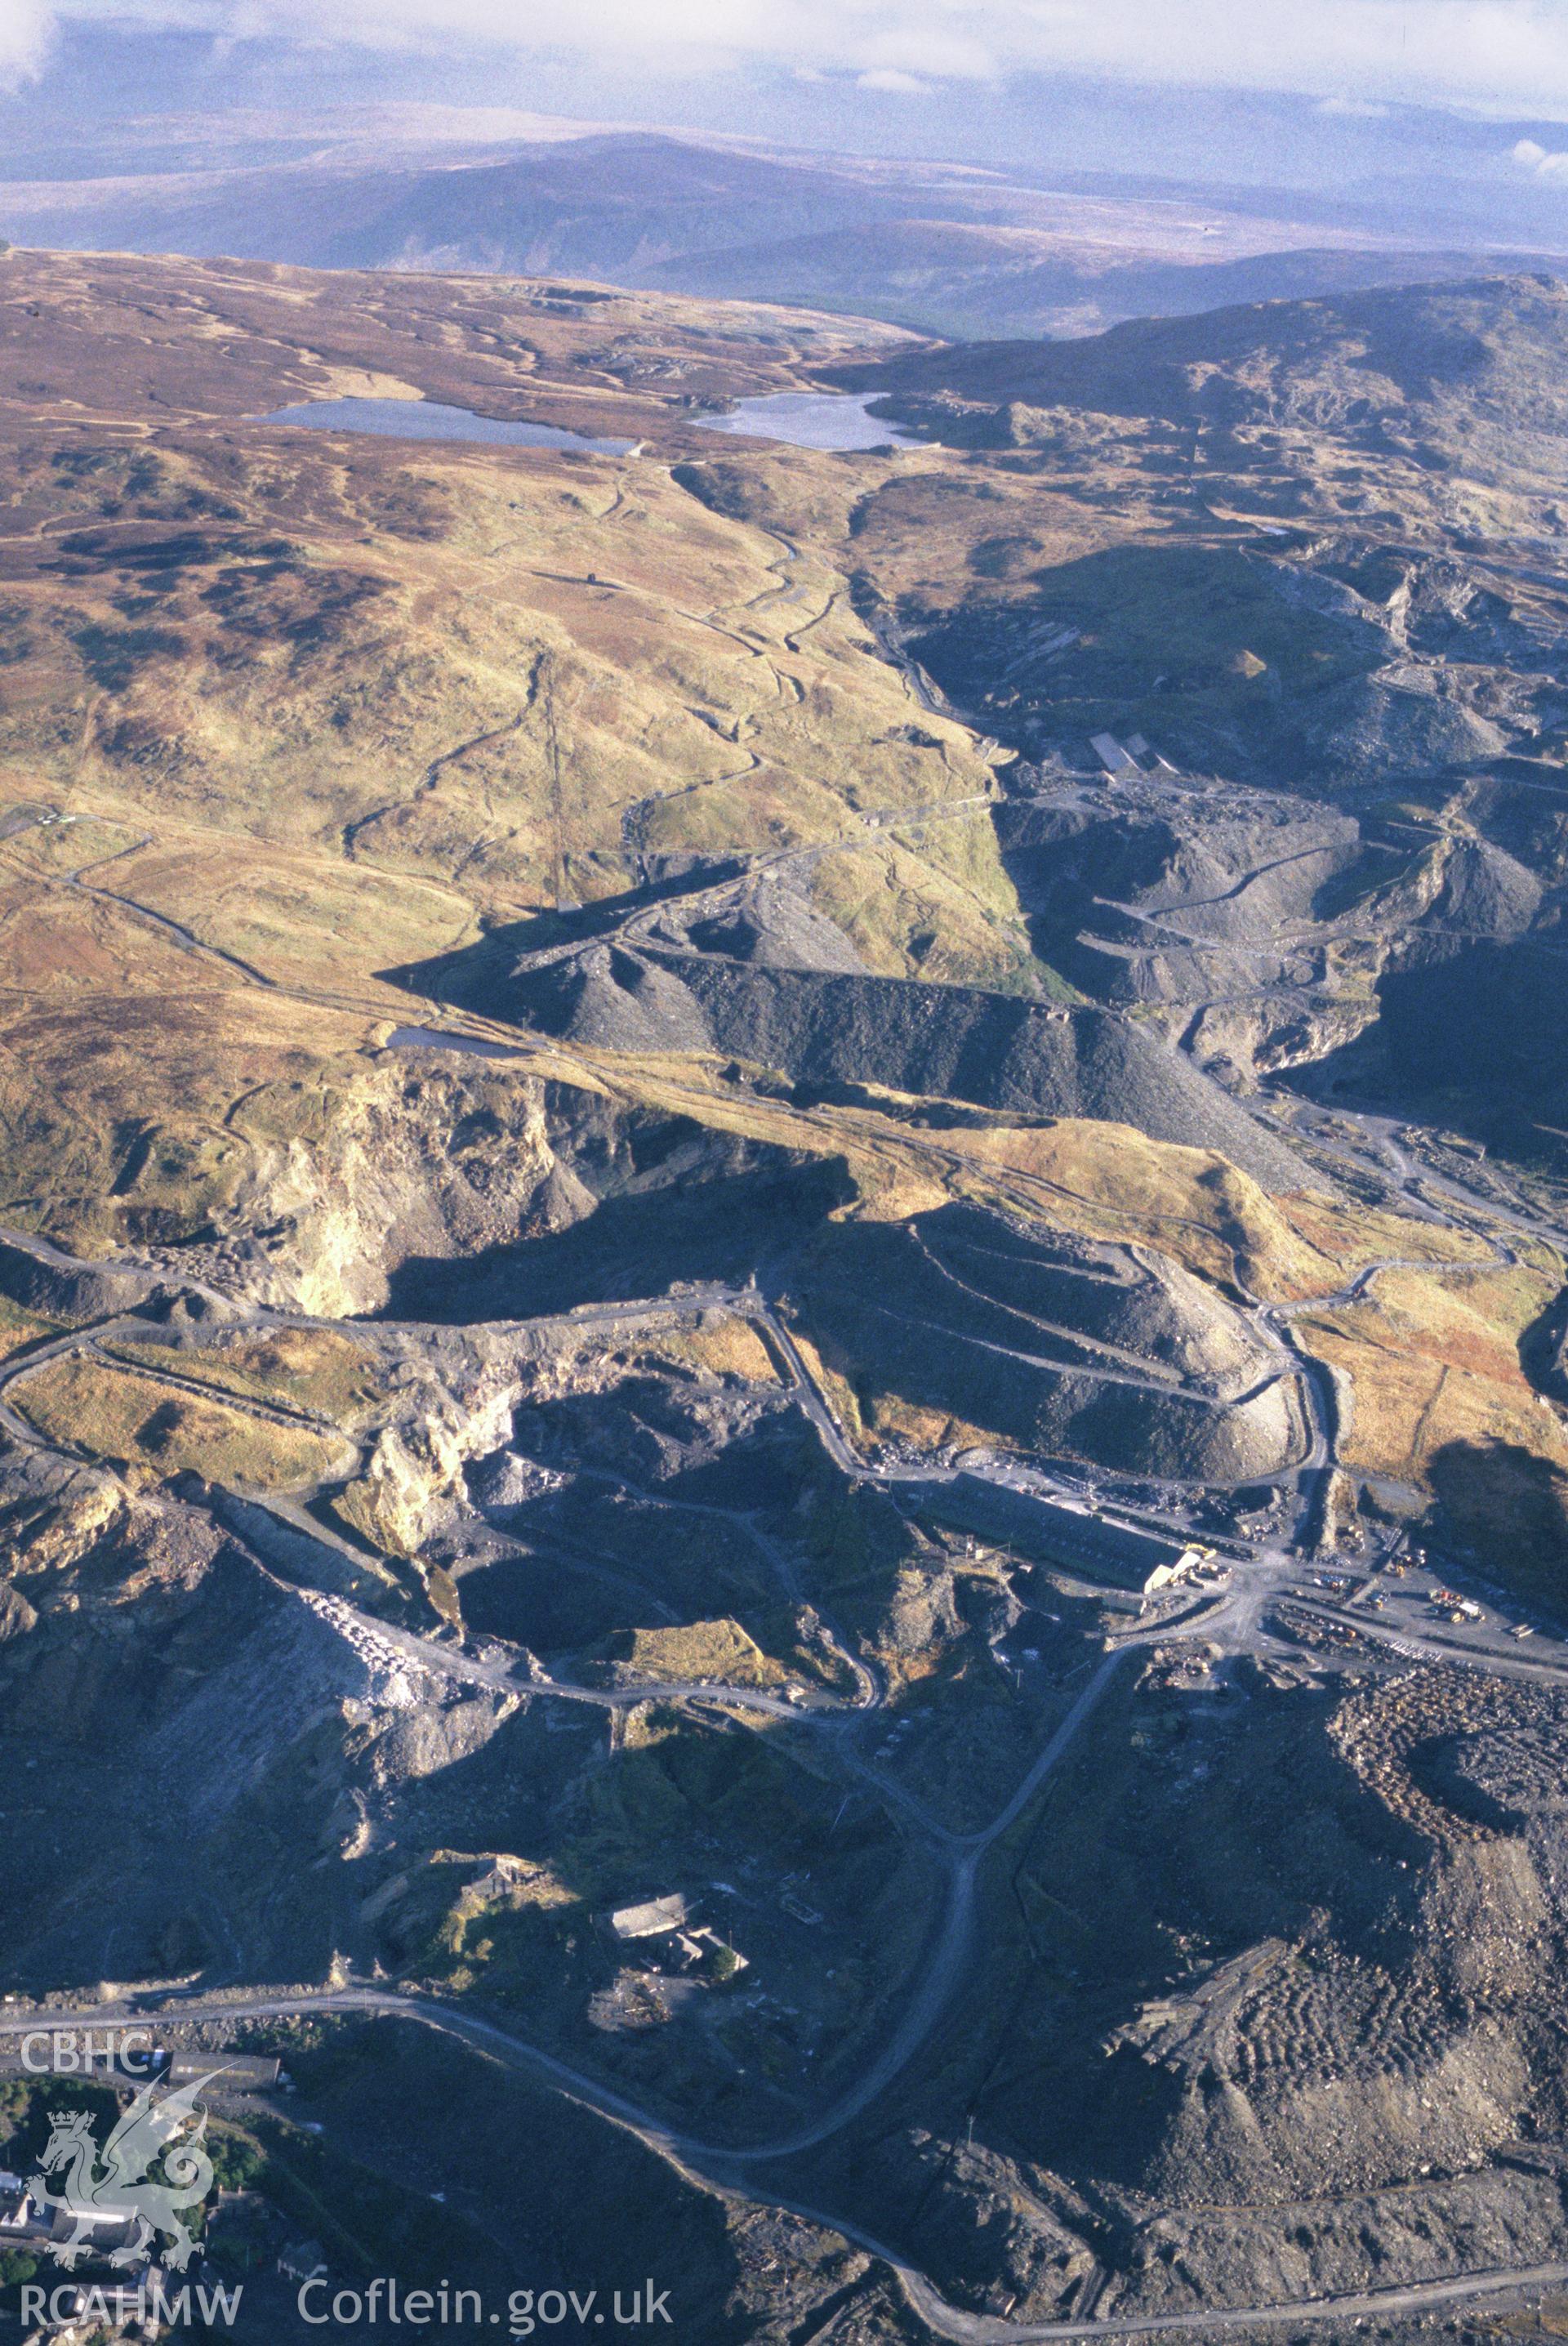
top-left (1512, 133), bottom-right (1568, 178)
top-left (40, 0), bottom-right (1568, 117)
top-left (0, 0), bottom-right (53, 84)
top-left (857, 66), bottom-right (933, 91)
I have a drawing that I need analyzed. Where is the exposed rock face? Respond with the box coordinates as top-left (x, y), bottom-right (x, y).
top-left (0, 1480), bottom-right (523, 1977)
top-left (818, 289), bottom-right (1568, 1153)
top-left (0, 1451), bottom-right (126, 1579)
top-left (125, 1059), bottom-right (566, 1317)
top-left (334, 1384), bottom-right (518, 1559)
top-left (122, 1061), bottom-right (846, 1322)
top-left (466, 1448), bottom-right (568, 1517)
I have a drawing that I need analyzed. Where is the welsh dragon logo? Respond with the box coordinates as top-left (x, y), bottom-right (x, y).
top-left (29, 2070), bottom-right (221, 2271)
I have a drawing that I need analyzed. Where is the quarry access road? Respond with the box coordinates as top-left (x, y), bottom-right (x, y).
top-left (0, 1651), bottom-right (1126, 2188)
top-left (891, 2255), bottom-right (1568, 2342)
top-left (567, 1459), bottom-right (882, 1708)
top-left (0, 1306), bottom-right (359, 1466)
top-left (242, 1549), bottom-right (848, 1729)
top-left (0, 1318), bottom-right (171, 1457)
top-left (21, 1496), bottom-right (1568, 2345)
top-left (78, 1331), bottom-right (358, 1446)
top-left (0, 1189), bottom-right (1544, 1692)
top-left (1253, 1305), bottom-right (1338, 1551)
top-left (716, 1647), bottom-right (1129, 2165)
top-left (10, 1976), bottom-right (1568, 2346)
top-left (1155, 1538), bottom-right (1568, 1688)
top-left (0, 843), bottom-right (280, 992)
top-left (1281, 1096), bottom-right (1568, 1255)
top-left (866, 610), bottom-right (960, 726)
top-left (1287, 1592), bottom-right (1568, 1685)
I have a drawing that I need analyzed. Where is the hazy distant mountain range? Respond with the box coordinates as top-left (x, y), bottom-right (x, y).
top-left (1, 114), bottom-right (1560, 340)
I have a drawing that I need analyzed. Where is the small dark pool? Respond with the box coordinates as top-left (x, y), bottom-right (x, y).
top-left (387, 1026), bottom-right (520, 1059)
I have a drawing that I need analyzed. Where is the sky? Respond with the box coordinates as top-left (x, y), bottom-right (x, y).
top-left (4, 0), bottom-right (1568, 252)
top-left (8, 0), bottom-right (1568, 119)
